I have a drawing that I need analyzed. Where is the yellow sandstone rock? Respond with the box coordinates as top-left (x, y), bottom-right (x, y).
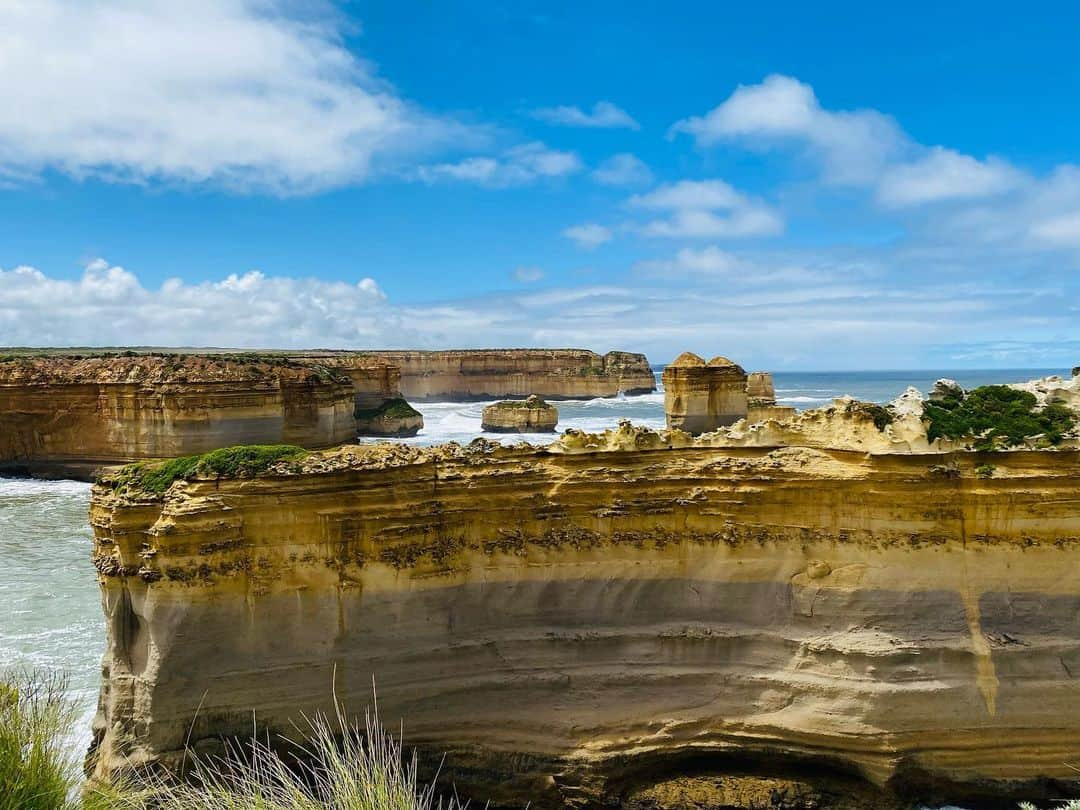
top-left (481, 395), bottom-right (559, 433)
top-left (663, 352), bottom-right (749, 433)
top-left (88, 415), bottom-right (1080, 807)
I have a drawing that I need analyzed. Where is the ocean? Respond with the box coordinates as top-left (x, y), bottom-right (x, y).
top-left (0, 367), bottom-right (1068, 801)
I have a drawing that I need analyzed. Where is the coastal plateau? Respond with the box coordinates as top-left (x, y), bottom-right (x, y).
top-left (88, 391), bottom-right (1080, 808)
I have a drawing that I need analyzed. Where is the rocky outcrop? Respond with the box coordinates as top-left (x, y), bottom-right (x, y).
top-left (663, 353), bottom-right (749, 434)
top-left (89, 416), bottom-right (1080, 808)
top-left (746, 371), bottom-right (776, 404)
top-left (481, 395), bottom-right (558, 433)
top-left (357, 349), bottom-right (655, 401)
top-left (289, 353), bottom-right (424, 437)
top-left (0, 355), bottom-right (357, 479)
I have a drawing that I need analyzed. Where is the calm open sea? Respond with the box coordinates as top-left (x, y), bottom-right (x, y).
top-left (0, 367), bottom-right (1067, 804)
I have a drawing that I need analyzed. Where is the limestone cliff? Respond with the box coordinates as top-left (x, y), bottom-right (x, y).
top-left (89, 419), bottom-right (1080, 807)
top-left (0, 355), bottom-right (357, 479)
top-left (288, 353), bottom-right (424, 437)
top-left (357, 349), bottom-right (656, 400)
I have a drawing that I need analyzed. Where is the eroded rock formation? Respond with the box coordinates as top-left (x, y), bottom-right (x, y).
top-left (89, 416), bottom-right (1080, 807)
top-left (357, 349), bottom-right (655, 401)
top-left (663, 353), bottom-right (749, 434)
top-left (481, 395), bottom-right (559, 433)
top-left (0, 355), bottom-right (358, 479)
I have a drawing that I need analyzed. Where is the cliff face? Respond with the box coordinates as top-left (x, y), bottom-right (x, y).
top-left (288, 353), bottom-right (424, 437)
top-left (0, 356), bottom-right (357, 478)
top-left (89, 423), bottom-right (1080, 807)
top-left (359, 349), bottom-right (656, 400)
top-left (481, 395), bottom-right (559, 433)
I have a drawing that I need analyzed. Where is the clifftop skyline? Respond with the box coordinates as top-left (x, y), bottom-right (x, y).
top-left (1, 2), bottom-right (1078, 369)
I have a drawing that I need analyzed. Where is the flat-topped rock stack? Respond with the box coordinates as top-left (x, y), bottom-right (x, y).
top-left (662, 352), bottom-right (749, 434)
top-left (481, 395), bottom-right (559, 433)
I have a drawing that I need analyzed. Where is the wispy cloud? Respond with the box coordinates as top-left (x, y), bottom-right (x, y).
top-left (512, 265), bottom-right (545, 283)
top-left (628, 179), bottom-right (783, 239)
top-left (563, 223), bottom-right (613, 249)
top-left (531, 101), bottom-right (639, 129)
top-left (418, 142), bottom-right (582, 187)
top-left (591, 153), bottom-right (653, 187)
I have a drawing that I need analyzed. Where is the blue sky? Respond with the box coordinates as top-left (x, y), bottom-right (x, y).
top-left (1, 1), bottom-right (1078, 369)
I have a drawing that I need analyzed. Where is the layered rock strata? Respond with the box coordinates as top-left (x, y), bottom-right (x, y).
top-left (90, 420), bottom-right (1080, 808)
top-left (0, 355), bottom-right (357, 479)
top-left (358, 349), bottom-right (655, 400)
top-left (663, 353), bottom-right (749, 434)
top-left (289, 353), bottom-right (424, 437)
top-left (481, 395), bottom-right (559, 433)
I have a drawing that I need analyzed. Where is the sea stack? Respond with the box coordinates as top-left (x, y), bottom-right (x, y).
top-left (662, 352), bottom-right (748, 434)
top-left (481, 395), bottom-right (559, 433)
top-left (745, 370), bottom-right (797, 423)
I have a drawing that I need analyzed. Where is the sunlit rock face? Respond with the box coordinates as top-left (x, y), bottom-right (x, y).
top-left (747, 371), bottom-right (777, 404)
top-left (89, 422), bottom-right (1080, 808)
top-left (0, 355), bottom-right (357, 479)
top-left (663, 353), bottom-right (749, 434)
top-left (288, 353), bottom-right (424, 437)
top-left (481, 395), bottom-right (559, 433)
top-left (355, 349), bottom-right (656, 401)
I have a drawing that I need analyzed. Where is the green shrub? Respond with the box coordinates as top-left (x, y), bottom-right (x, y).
top-left (923, 385), bottom-right (1077, 450)
top-left (843, 400), bottom-right (895, 431)
top-left (0, 669), bottom-right (80, 810)
top-left (975, 464), bottom-right (996, 479)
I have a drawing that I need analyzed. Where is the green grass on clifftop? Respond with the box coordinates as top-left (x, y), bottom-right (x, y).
top-left (109, 445), bottom-right (308, 496)
top-left (355, 397), bottom-right (421, 421)
top-left (923, 384), bottom-right (1076, 450)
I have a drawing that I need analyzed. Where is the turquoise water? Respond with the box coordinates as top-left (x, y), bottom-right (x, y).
top-left (0, 367), bottom-right (1070, 800)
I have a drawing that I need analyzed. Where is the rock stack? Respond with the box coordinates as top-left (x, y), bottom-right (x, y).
top-left (746, 370), bottom-right (797, 423)
top-left (662, 353), bottom-right (748, 434)
top-left (481, 395), bottom-right (559, 433)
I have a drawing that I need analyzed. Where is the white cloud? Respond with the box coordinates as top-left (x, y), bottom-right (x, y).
top-left (1, 256), bottom-right (1072, 369)
top-left (878, 147), bottom-right (1024, 207)
top-left (671, 74), bottom-right (1026, 209)
top-left (670, 74), bottom-right (907, 185)
top-left (591, 153), bottom-right (653, 187)
top-left (531, 101), bottom-right (639, 129)
top-left (1030, 212), bottom-right (1080, 246)
top-left (563, 224), bottom-right (613, 249)
top-left (419, 142), bottom-right (582, 187)
top-left (0, 259), bottom-right (390, 347)
top-left (628, 180), bottom-right (783, 239)
top-left (513, 266), bottom-right (545, 283)
top-left (0, 0), bottom-right (473, 194)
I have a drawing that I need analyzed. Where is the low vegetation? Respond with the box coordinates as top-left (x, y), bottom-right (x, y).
top-left (355, 398), bottom-right (422, 421)
top-left (108, 445), bottom-right (309, 496)
top-left (1, 668), bottom-right (460, 810)
top-left (923, 384), bottom-right (1077, 450)
top-left (843, 400), bottom-right (896, 431)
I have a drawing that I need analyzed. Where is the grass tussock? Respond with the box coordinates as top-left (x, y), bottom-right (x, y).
top-left (2, 669), bottom-right (462, 810)
top-left (109, 445), bottom-right (309, 496)
top-left (0, 670), bottom-right (80, 810)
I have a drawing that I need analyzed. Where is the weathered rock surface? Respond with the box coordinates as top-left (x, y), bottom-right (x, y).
top-left (481, 395), bottom-right (559, 433)
top-left (663, 353), bottom-right (749, 434)
top-left (89, 418), bottom-right (1080, 808)
top-left (0, 355), bottom-right (357, 479)
top-left (357, 349), bottom-right (656, 401)
top-left (747, 371), bottom-right (777, 404)
top-left (289, 353), bottom-right (425, 437)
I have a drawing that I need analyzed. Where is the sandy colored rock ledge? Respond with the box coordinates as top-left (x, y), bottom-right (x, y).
top-left (353, 348), bottom-right (656, 400)
top-left (0, 354), bottom-right (357, 479)
top-left (481, 395), bottom-right (558, 433)
top-left (89, 410), bottom-right (1080, 807)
